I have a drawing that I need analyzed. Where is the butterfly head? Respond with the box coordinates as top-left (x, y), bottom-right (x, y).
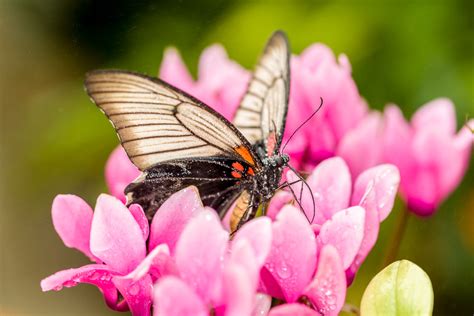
top-left (256, 153), bottom-right (290, 201)
top-left (262, 153), bottom-right (290, 168)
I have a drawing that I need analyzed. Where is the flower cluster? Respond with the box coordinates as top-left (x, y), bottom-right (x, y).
top-left (160, 44), bottom-right (472, 216)
top-left (42, 40), bottom-right (472, 315)
top-left (42, 148), bottom-right (399, 315)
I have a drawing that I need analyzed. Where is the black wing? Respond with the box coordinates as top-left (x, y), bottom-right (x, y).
top-left (85, 70), bottom-right (261, 170)
top-left (125, 158), bottom-right (255, 220)
top-left (232, 31), bottom-right (290, 156)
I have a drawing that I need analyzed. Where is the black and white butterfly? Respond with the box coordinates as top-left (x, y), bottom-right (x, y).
top-left (85, 31), bottom-right (296, 231)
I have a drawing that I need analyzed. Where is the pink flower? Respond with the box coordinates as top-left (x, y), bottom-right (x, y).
top-left (43, 186), bottom-right (275, 316)
top-left (382, 98), bottom-right (473, 215)
top-left (158, 44), bottom-right (367, 170)
top-left (151, 211), bottom-right (273, 316)
top-left (337, 111), bottom-right (384, 179)
top-left (266, 157), bottom-right (400, 292)
top-left (41, 187), bottom-right (205, 316)
top-left (265, 246), bottom-right (345, 316)
top-left (286, 45), bottom-right (367, 169)
top-left (41, 194), bottom-right (153, 315)
top-left (105, 146), bottom-right (140, 203)
top-left (159, 46), bottom-right (250, 121)
top-left (262, 203), bottom-right (348, 316)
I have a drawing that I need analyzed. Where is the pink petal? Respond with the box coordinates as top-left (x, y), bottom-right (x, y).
top-left (105, 146), bottom-right (140, 203)
top-left (403, 123), bottom-right (472, 215)
top-left (412, 98), bottom-right (456, 135)
top-left (232, 217), bottom-right (273, 268)
top-left (51, 194), bottom-right (97, 262)
top-left (90, 194), bottom-right (146, 274)
top-left (446, 120), bottom-right (473, 196)
top-left (299, 44), bottom-right (337, 68)
top-left (252, 294), bottom-right (272, 316)
top-left (262, 205), bottom-right (317, 302)
top-left (382, 105), bottom-right (413, 183)
top-left (175, 209), bottom-right (228, 304)
top-left (228, 238), bottom-right (259, 292)
top-left (268, 304), bottom-right (321, 316)
top-left (267, 191), bottom-right (292, 220)
top-left (352, 164), bottom-right (400, 222)
top-left (290, 157), bottom-right (352, 224)
top-left (154, 276), bottom-right (208, 316)
top-left (198, 44), bottom-right (231, 84)
top-left (196, 44), bottom-right (250, 119)
top-left (293, 43), bottom-right (367, 157)
top-left (402, 129), bottom-right (450, 214)
top-left (159, 47), bottom-right (194, 93)
top-left (304, 245), bottom-right (346, 316)
top-left (149, 186), bottom-right (204, 253)
top-left (120, 244), bottom-right (172, 282)
top-left (317, 206), bottom-right (365, 270)
top-left (129, 204), bottom-right (149, 241)
top-left (346, 181), bottom-right (381, 283)
top-left (41, 264), bottom-right (124, 311)
top-left (222, 263), bottom-right (255, 316)
top-left (337, 112), bottom-right (383, 179)
top-left (113, 276), bottom-right (153, 316)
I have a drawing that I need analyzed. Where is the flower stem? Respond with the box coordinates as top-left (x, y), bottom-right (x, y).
top-left (383, 204), bottom-right (410, 267)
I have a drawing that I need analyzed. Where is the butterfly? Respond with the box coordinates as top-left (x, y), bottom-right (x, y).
top-left (85, 31), bottom-right (292, 232)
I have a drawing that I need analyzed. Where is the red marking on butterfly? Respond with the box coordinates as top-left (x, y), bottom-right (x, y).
top-left (231, 170), bottom-right (242, 179)
top-left (247, 167), bottom-right (255, 176)
top-left (232, 162), bottom-right (245, 172)
top-left (266, 132), bottom-right (277, 156)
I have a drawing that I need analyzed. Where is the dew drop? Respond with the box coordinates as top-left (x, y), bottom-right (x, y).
top-left (89, 271), bottom-right (101, 280)
top-left (128, 283), bottom-right (140, 296)
top-left (276, 261), bottom-right (292, 280)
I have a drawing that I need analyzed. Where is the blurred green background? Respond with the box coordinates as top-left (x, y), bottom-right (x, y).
top-left (1, 0), bottom-right (473, 315)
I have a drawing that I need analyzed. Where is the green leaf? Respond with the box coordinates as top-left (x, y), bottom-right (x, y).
top-left (360, 260), bottom-right (433, 316)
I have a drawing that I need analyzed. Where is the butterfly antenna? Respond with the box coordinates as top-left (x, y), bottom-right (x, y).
top-left (277, 178), bottom-right (304, 190)
top-left (287, 183), bottom-right (311, 223)
top-left (281, 97), bottom-right (324, 153)
top-left (287, 164), bottom-right (316, 224)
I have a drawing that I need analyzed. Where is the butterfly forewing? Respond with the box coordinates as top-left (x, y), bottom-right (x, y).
top-left (233, 31), bottom-right (290, 154)
top-left (85, 70), bottom-right (260, 170)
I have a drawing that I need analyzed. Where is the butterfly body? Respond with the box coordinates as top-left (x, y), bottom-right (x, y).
top-left (86, 31), bottom-right (291, 230)
top-left (256, 153), bottom-right (289, 200)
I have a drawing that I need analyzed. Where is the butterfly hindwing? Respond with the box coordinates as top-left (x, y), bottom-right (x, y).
top-left (233, 31), bottom-right (290, 155)
top-left (124, 157), bottom-right (255, 219)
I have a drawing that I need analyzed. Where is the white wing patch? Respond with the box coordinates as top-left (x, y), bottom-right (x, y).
top-left (233, 31), bottom-right (290, 152)
top-left (85, 71), bottom-right (257, 170)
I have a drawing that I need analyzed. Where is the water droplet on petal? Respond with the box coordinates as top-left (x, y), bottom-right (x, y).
top-left (276, 261), bottom-right (292, 280)
top-left (128, 283), bottom-right (140, 296)
top-left (89, 271), bottom-right (101, 280)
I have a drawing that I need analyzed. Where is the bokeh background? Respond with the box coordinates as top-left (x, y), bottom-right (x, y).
top-left (1, 0), bottom-right (473, 315)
